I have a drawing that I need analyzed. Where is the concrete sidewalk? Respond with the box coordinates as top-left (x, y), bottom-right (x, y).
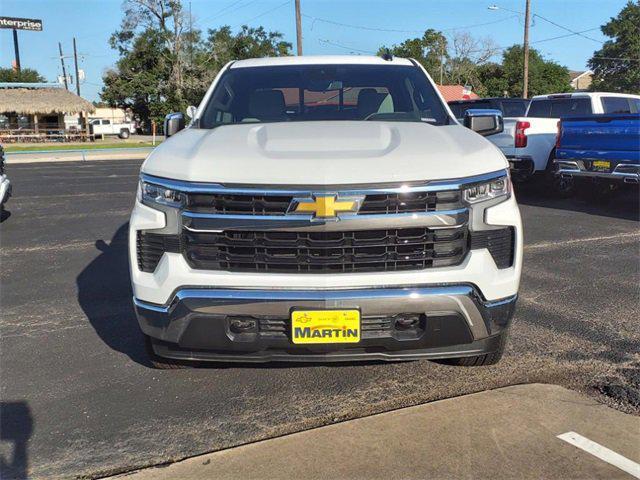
top-left (5, 147), bottom-right (152, 164)
top-left (113, 384), bottom-right (640, 480)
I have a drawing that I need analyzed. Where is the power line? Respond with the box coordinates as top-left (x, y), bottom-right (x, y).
top-left (199, 0), bottom-right (259, 25)
top-left (532, 14), bottom-right (603, 44)
top-left (592, 56), bottom-right (640, 62)
top-left (318, 26), bottom-right (616, 60)
top-left (304, 14), bottom-right (517, 34)
top-left (318, 39), bottom-right (376, 54)
top-left (238, 0), bottom-right (292, 25)
top-left (530, 28), bottom-right (600, 45)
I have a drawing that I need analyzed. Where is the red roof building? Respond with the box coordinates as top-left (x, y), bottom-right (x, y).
top-left (437, 85), bottom-right (479, 102)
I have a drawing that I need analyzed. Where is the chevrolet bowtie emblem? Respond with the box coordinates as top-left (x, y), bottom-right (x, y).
top-left (290, 195), bottom-right (362, 218)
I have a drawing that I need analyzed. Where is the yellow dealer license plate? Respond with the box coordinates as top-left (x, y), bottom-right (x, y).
top-left (291, 310), bottom-right (360, 344)
top-left (592, 160), bottom-right (611, 172)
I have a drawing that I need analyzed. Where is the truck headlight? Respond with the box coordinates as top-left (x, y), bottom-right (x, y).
top-left (463, 174), bottom-right (511, 204)
top-left (139, 181), bottom-right (186, 208)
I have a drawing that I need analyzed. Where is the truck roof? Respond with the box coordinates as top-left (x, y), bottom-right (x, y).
top-left (230, 55), bottom-right (415, 69)
top-left (530, 92), bottom-right (640, 100)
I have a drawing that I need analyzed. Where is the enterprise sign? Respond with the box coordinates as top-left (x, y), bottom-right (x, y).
top-left (0, 16), bottom-right (43, 31)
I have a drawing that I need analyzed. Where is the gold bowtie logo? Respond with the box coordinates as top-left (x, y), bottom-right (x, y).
top-left (291, 195), bottom-right (361, 218)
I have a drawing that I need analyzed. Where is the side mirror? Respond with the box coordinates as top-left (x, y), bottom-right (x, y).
top-left (164, 112), bottom-right (185, 138)
top-left (186, 105), bottom-right (197, 119)
top-left (463, 109), bottom-right (504, 136)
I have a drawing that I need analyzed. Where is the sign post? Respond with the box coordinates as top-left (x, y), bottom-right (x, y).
top-left (0, 17), bottom-right (43, 73)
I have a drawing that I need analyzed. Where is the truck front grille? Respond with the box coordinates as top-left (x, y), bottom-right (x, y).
top-left (258, 316), bottom-right (395, 338)
top-left (182, 227), bottom-right (468, 273)
top-left (469, 227), bottom-right (515, 269)
top-left (185, 190), bottom-right (462, 215)
top-left (136, 227), bottom-right (515, 273)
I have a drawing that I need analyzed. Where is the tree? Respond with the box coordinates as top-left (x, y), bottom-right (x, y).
top-left (478, 46), bottom-right (571, 97)
top-left (588, 1), bottom-right (640, 93)
top-left (476, 62), bottom-right (509, 97)
top-left (446, 32), bottom-right (499, 92)
top-left (103, 0), bottom-right (190, 129)
top-left (0, 68), bottom-right (45, 83)
top-left (185, 25), bottom-right (291, 105)
top-left (378, 29), bottom-right (448, 81)
top-left (102, 28), bottom-right (175, 129)
top-left (101, 0), bottom-right (291, 130)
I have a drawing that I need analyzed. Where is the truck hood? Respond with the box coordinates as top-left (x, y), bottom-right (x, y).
top-left (142, 121), bottom-right (507, 185)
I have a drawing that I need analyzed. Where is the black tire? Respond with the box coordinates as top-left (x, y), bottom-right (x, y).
top-left (119, 128), bottom-right (130, 139)
top-left (545, 149), bottom-right (575, 197)
top-left (592, 180), bottom-right (617, 201)
top-left (435, 333), bottom-right (508, 367)
top-left (144, 335), bottom-right (188, 369)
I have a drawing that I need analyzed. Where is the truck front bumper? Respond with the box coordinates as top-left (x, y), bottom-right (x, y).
top-left (556, 160), bottom-right (640, 184)
top-left (135, 285), bottom-right (516, 363)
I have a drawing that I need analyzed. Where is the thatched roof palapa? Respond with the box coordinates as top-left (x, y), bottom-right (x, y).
top-left (0, 87), bottom-right (95, 115)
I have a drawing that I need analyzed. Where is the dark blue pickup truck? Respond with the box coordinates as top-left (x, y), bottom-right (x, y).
top-left (554, 114), bottom-right (639, 194)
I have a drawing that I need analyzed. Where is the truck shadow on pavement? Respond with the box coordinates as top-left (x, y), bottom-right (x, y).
top-left (77, 222), bottom-right (153, 368)
top-left (0, 401), bottom-right (33, 480)
top-left (514, 181), bottom-right (639, 221)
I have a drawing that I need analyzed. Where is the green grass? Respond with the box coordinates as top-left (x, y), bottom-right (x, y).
top-left (5, 141), bottom-right (160, 152)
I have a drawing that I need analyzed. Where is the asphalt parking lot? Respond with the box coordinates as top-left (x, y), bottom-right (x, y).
top-left (1, 159), bottom-right (639, 479)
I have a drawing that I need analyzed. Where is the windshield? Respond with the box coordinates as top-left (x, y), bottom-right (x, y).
top-left (199, 64), bottom-right (450, 128)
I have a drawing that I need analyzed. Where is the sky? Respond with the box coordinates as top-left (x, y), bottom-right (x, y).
top-left (0, 0), bottom-right (628, 101)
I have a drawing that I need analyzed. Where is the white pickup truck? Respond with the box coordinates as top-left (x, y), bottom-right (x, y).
top-left (129, 55), bottom-right (522, 368)
top-left (89, 118), bottom-right (136, 139)
top-left (490, 92), bottom-right (640, 181)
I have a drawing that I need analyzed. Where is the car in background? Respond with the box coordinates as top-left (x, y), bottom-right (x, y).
top-left (448, 97), bottom-right (530, 120)
top-left (488, 92), bottom-right (640, 182)
top-left (89, 118), bottom-right (136, 139)
top-left (0, 144), bottom-right (11, 216)
top-left (554, 113), bottom-right (639, 196)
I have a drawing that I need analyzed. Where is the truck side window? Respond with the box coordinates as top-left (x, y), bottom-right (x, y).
top-left (103, 120), bottom-right (111, 125)
top-left (602, 97), bottom-right (632, 114)
top-left (527, 100), bottom-right (551, 117)
top-left (528, 98), bottom-right (591, 118)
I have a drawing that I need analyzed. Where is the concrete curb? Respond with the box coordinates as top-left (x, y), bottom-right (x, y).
top-left (6, 147), bottom-right (153, 164)
top-left (107, 384), bottom-right (640, 480)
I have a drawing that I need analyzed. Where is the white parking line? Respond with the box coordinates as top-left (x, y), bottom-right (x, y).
top-left (557, 431), bottom-right (640, 478)
top-left (525, 232), bottom-right (640, 251)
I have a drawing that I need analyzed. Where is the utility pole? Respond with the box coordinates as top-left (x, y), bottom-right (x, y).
top-left (522, 0), bottom-right (531, 98)
top-left (72, 37), bottom-right (87, 137)
top-left (295, 0), bottom-right (303, 56)
top-left (58, 42), bottom-right (69, 90)
top-left (439, 42), bottom-right (445, 85)
top-left (189, 0), bottom-right (193, 64)
top-left (12, 29), bottom-right (21, 72)
top-left (73, 37), bottom-right (81, 96)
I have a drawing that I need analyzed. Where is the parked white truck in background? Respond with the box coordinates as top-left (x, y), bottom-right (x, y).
top-left (129, 55), bottom-right (523, 368)
top-left (489, 92), bottom-right (640, 182)
top-left (0, 144), bottom-right (10, 216)
top-left (89, 118), bottom-right (136, 139)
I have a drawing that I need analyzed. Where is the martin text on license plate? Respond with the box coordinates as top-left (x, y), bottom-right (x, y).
top-left (291, 309), bottom-right (360, 344)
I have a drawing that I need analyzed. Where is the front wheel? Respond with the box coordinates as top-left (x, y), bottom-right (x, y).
top-left (119, 128), bottom-right (130, 139)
